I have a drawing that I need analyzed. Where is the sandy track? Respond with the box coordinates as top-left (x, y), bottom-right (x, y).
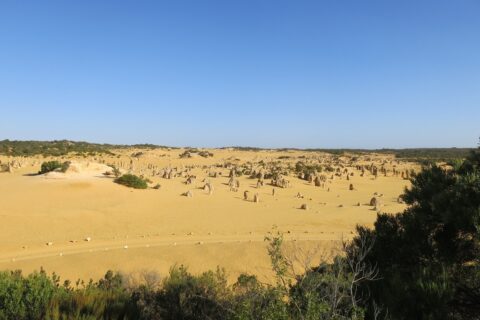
top-left (1, 232), bottom-right (346, 264)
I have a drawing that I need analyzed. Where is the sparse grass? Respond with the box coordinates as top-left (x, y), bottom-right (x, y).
top-left (109, 165), bottom-right (122, 178)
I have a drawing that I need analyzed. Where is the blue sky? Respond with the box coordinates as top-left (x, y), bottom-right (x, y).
top-left (0, 1), bottom-right (479, 148)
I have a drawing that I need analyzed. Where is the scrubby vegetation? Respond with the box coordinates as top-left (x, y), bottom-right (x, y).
top-left (38, 161), bottom-right (69, 174)
top-left (0, 140), bottom-right (177, 157)
top-left (294, 161), bottom-right (322, 177)
top-left (0, 269), bottom-right (133, 319)
top-left (224, 146), bottom-right (473, 165)
top-left (131, 152), bottom-right (145, 158)
top-left (114, 174), bottom-right (148, 189)
top-left (104, 165), bottom-right (122, 178)
top-left (109, 164), bottom-right (122, 178)
top-left (0, 140), bottom-right (116, 157)
top-left (0, 140), bottom-right (471, 165)
top-left (388, 147), bottom-right (473, 163)
top-left (222, 146), bottom-right (263, 152)
top-left (303, 148), bottom-right (472, 164)
top-left (179, 149), bottom-right (214, 158)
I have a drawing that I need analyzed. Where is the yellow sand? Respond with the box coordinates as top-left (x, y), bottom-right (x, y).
top-left (0, 149), bottom-right (416, 283)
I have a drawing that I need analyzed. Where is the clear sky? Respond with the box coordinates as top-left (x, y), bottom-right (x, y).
top-left (0, 1), bottom-right (478, 148)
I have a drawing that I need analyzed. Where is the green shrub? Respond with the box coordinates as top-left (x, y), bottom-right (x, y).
top-left (23, 271), bottom-right (56, 319)
top-left (114, 174), bottom-right (148, 189)
top-left (136, 265), bottom-right (230, 319)
top-left (294, 161), bottom-right (322, 179)
top-left (179, 149), bottom-right (213, 159)
top-left (0, 270), bottom-right (26, 319)
top-left (0, 269), bottom-right (57, 320)
top-left (198, 151), bottom-right (213, 158)
top-left (38, 161), bottom-right (69, 174)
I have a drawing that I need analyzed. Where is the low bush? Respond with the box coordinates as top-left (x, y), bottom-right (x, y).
top-left (114, 174), bottom-right (148, 189)
top-left (38, 161), bottom-right (69, 174)
top-left (294, 161), bottom-right (322, 179)
top-left (180, 149), bottom-right (213, 159)
top-left (198, 151), bottom-right (214, 158)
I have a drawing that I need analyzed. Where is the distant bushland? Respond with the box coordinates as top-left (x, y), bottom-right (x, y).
top-left (0, 140), bottom-right (116, 157)
top-left (301, 147), bottom-right (473, 163)
top-left (0, 140), bottom-right (178, 157)
top-left (218, 145), bottom-right (474, 164)
top-left (0, 140), bottom-right (473, 164)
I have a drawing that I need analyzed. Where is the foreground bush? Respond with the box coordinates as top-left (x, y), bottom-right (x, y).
top-left (114, 174), bottom-right (148, 189)
top-left (350, 145), bottom-right (480, 319)
top-left (38, 161), bottom-right (69, 174)
top-left (0, 269), bottom-right (134, 319)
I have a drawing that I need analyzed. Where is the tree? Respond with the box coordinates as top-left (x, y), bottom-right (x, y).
top-left (265, 230), bottom-right (377, 320)
top-left (351, 146), bottom-right (480, 319)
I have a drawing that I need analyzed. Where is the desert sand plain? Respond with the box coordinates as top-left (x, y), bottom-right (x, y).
top-left (0, 148), bottom-right (418, 283)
